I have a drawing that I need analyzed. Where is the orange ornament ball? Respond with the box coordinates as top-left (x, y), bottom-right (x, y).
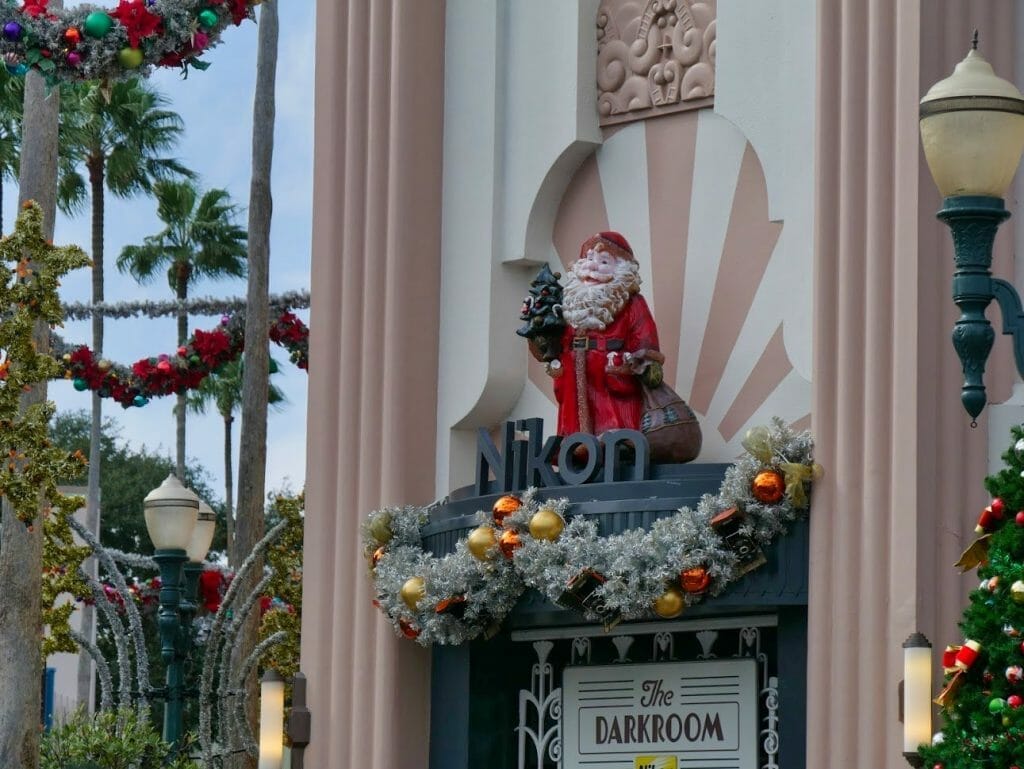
top-left (680, 566), bottom-right (710, 594)
top-left (499, 529), bottom-right (522, 559)
top-left (370, 545), bottom-right (385, 568)
top-left (492, 495), bottom-right (522, 526)
top-left (752, 469), bottom-right (785, 504)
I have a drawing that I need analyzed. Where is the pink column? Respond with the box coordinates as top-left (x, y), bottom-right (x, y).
top-left (812, 2), bottom-right (1017, 767)
top-left (303, 2), bottom-right (445, 767)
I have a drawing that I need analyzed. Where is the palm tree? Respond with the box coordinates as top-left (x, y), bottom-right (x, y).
top-left (117, 180), bottom-right (248, 478)
top-left (58, 80), bottom-right (192, 708)
top-left (186, 356), bottom-right (286, 563)
top-left (0, 71), bottom-right (24, 233)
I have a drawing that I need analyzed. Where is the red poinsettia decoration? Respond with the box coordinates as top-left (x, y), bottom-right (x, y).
top-left (192, 328), bottom-right (233, 367)
top-left (112, 0), bottom-right (163, 48)
top-left (21, 0), bottom-right (51, 19)
top-left (225, 0), bottom-right (251, 26)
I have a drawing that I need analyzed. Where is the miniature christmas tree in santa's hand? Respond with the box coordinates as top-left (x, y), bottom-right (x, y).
top-left (516, 263), bottom-right (565, 362)
top-left (921, 424), bottom-right (1024, 769)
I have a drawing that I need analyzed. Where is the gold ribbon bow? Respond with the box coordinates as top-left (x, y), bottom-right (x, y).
top-left (741, 426), bottom-right (774, 464)
top-left (779, 462), bottom-right (823, 509)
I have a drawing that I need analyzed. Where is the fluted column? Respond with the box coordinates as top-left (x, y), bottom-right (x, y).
top-left (303, 2), bottom-right (445, 767)
top-left (811, 2), bottom-right (1017, 767)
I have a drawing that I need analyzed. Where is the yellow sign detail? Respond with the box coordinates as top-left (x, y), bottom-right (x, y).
top-left (634, 756), bottom-right (677, 769)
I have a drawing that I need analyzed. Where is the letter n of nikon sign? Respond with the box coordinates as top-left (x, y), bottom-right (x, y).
top-left (562, 659), bottom-right (758, 769)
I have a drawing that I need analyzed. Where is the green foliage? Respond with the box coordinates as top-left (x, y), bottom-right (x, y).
top-left (58, 78), bottom-right (193, 216)
top-left (259, 493), bottom-right (303, 678)
top-left (41, 708), bottom-right (198, 769)
top-left (187, 355), bottom-right (287, 421)
top-left (49, 410), bottom-right (223, 558)
top-left (116, 180), bottom-right (247, 294)
top-left (0, 204), bottom-right (91, 522)
top-left (920, 423), bottom-right (1024, 767)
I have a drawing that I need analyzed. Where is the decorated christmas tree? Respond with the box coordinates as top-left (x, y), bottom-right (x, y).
top-left (921, 425), bottom-right (1024, 768)
top-left (516, 263), bottom-right (565, 362)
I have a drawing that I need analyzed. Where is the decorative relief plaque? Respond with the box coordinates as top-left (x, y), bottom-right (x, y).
top-left (597, 0), bottom-right (716, 125)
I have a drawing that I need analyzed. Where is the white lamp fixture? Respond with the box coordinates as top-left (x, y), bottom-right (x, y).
top-left (920, 39), bottom-right (1024, 198)
top-left (143, 474), bottom-right (200, 551)
top-left (185, 498), bottom-right (217, 563)
top-left (258, 669), bottom-right (286, 769)
top-left (902, 632), bottom-right (933, 767)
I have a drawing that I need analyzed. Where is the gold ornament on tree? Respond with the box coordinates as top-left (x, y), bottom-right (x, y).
top-left (400, 576), bottom-right (426, 610)
top-left (466, 525), bottom-right (498, 560)
top-left (1011, 580), bottom-right (1024, 605)
top-left (528, 507), bottom-right (565, 541)
top-left (653, 585), bottom-right (685, 619)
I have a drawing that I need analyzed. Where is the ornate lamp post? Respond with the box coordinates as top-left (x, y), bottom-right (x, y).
top-left (143, 474), bottom-right (200, 747)
top-left (182, 497), bottom-right (217, 627)
top-left (919, 36), bottom-right (1024, 421)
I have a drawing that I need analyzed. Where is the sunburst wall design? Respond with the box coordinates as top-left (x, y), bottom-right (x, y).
top-left (517, 109), bottom-right (811, 461)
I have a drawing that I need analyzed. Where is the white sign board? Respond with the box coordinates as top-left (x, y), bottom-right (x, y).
top-left (562, 659), bottom-right (758, 769)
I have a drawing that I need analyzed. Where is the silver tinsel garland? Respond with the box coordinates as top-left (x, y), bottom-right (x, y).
top-left (365, 418), bottom-right (820, 646)
top-left (60, 290), bottom-right (310, 321)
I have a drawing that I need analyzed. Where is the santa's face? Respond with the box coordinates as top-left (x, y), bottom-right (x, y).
top-left (575, 247), bottom-right (619, 285)
top-left (562, 248), bottom-right (641, 332)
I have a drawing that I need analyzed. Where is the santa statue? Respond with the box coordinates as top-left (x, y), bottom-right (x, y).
top-left (524, 231), bottom-right (665, 436)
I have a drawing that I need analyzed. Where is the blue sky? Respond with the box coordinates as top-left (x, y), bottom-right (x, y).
top-left (7, 2), bottom-right (316, 505)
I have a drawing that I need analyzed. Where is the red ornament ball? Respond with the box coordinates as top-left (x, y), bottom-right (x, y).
top-left (1009, 694), bottom-right (1023, 709)
top-left (992, 497), bottom-right (1006, 518)
top-left (399, 619), bottom-right (419, 640)
top-left (498, 529), bottom-right (522, 559)
top-left (751, 470), bottom-right (785, 504)
top-left (1016, 510), bottom-right (1024, 527)
top-left (492, 495), bottom-right (522, 526)
top-left (63, 27), bottom-right (81, 46)
top-left (680, 566), bottom-right (711, 594)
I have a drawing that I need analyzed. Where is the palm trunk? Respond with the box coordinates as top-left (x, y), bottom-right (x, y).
top-left (232, 3), bottom-right (277, 764)
top-left (224, 412), bottom-right (234, 563)
top-left (0, 39), bottom-right (62, 767)
top-left (78, 153), bottom-right (105, 709)
top-left (176, 269), bottom-right (188, 480)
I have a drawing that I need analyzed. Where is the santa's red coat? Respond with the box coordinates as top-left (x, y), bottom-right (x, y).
top-left (553, 294), bottom-right (659, 435)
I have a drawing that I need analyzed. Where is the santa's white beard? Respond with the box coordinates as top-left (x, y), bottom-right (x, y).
top-left (562, 263), bottom-right (638, 331)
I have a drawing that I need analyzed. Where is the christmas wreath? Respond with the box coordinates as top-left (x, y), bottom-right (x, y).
top-left (0, 0), bottom-right (259, 83)
top-left (363, 418), bottom-right (821, 646)
top-left (56, 308), bottom-right (309, 408)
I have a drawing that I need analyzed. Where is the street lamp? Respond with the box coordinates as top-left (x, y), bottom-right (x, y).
top-left (919, 35), bottom-right (1024, 421)
top-left (143, 474), bottom-right (200, 747)
top-left (902, 632), bottom-right (933, 767)
top-left (182, 497), bottom-right (217, 628)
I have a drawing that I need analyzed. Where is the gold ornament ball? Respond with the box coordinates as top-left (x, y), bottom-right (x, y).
top-left (97, 359), bottom-right (112, 372)
top-left (529, 508), bottom-right (565, 541)
top-left (466, 525), bottom-right (498, 560)
top-left (752, 470), bottom-right (786, 504)
top-left (1012, 580), bottom-right (1024, 605)
top-left (653, 586), bottom-right (686, 619)
top-left (400, 576), bottom-right (426, 610)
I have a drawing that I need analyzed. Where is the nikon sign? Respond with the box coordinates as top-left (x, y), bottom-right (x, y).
top-left (562, 660), bottom-right (758, 769)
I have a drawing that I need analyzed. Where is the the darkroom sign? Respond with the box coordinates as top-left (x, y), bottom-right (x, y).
top-left (562, 660), bottom-right (758, 769)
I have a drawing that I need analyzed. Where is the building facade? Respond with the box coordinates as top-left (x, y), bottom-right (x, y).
top-left (303, 1), bottom-right (1022, 766)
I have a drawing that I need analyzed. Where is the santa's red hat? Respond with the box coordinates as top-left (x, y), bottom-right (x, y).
top-left (579, 231), bottom-right (635, 262)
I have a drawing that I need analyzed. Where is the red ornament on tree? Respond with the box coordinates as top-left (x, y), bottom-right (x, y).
top-left (751, 470), bottom-right (785, 504)
top-left (1008, 694), bottom-right (1023, 709)
top-left (992, 497), bottom-right (1006, 518)
top-left (1016, 510), bottom-right (1024, 527)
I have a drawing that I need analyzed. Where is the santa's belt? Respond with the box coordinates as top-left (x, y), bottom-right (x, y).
top-left (572, 336), bottom-right (624, 351)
